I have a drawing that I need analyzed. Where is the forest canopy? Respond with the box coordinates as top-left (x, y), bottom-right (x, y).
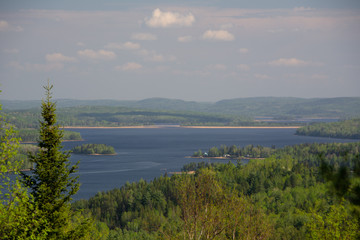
top-left (72, 141), bottom-right (360, 239)
top-left (296, 118), bottom-right (360, 139)
top-left (72, 143), bottom-right (116, 155)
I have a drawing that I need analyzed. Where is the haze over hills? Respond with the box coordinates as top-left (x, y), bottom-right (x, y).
top-left (2, 97), bottom-right (360, 118)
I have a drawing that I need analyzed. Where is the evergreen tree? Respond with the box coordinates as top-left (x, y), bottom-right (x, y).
top-left (21, 82), bottom-right (89, 239)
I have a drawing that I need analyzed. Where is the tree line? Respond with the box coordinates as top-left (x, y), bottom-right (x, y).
top-left (4, 106), bottom-right (301, 128)
top-left (72, 141), bottom-right (360, 239)
top-left (296, 118), bottom-right (360, 139)
top-left (72, 143), bottom-right (116, 155)
top-left (17, 128), bottom-right (82, 142)
top-left (1, 84), bottom-right (360, 239)
top-left (193, 144), bottom-right (275, 158)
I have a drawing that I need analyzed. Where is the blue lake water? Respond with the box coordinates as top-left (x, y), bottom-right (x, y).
top-left (63, 128), bottom-right (358, 200)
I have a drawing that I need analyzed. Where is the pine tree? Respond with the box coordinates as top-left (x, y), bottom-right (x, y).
top-left (21, 82), bottom-right (88, 238)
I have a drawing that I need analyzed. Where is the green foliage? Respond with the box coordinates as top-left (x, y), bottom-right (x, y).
top-left (72, 141), bottom-right (360, 239)
top-left (171, 169), bottom-right (273, 239)
top-left (306, 201), bottom-right (359, 240)
top-left (296, 118), bottom-right (360, 139)
top-left (5, 95), bottom-right (353, 240)
top-left (72, 176), bottom-right (178, 232)
top-left (319, 154), bottom-right (360, 215)
top-left (4, 105), bottom-right (296, 128)
top-left (8, 144), bottom-right (38, 170)
top-left (3, 97), bottom-right (360, 118)
top-left (0, 98), bottom-right (48, 239)
top-left (72, 143), bottom-right (116, 155)
top-left (20, 82), bottom-right (91, 239)
top-left (17, 128), bottom-right (82, 142)
top-left (211, 97), bottom-right (360, 118)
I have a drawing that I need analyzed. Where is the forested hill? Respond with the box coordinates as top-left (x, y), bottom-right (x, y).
top-left (296, 118), bottom-right (360, 139)
top-left (72, 142), bottom-right (360, 239)
top-left (2, 97), bottom-right (360, 118)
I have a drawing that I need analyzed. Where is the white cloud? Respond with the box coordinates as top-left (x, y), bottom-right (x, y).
top-left (239, 48), bottom-right (249, 54)
top-left (137, 49), bottom-right (176, 62)
top-left (202, 30), bottom-right (235, 41)
top-left (131, 33), bottom-right (157, 41)
top-left (123, 41), bottom-right (140, 50)
top-left (268, 58), bottom-right (323, 67)
top-left (0, 20), bottom-right (9, 31)
top-left (178, 36), bottom-right (192, 42)
top-left (237, 64), bottom-right (250, 71)
top-left (77, 49), bottom-right (116, 60)
top-left (0, 20), bottom-right (23, 32)
top-left (145, 8), bottom-right (195, 28)
top-left (115, 62), bottom-right (142, 71)
top-left (46, 53), bottom-right (76, 62)
top-left (77, 42), bottom-right (85, 47)
top-left (105, 41), bottom-right (140, 50)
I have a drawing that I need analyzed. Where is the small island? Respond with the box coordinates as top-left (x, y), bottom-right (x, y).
top-left (72, 143), bottom-right (116, 155)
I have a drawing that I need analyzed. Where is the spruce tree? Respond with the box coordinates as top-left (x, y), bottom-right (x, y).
top-left (21, 82), bottom-right (84, 238)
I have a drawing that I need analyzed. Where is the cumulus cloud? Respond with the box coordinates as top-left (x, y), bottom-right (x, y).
top-left (115, 62), bottom-right (142, 71)
top-left (46, 53), bottom-right (76, 62)
top-left (145, 8), bottom-right (195, 28)
top-left (178, 36), bottom-right (192, 42)
top-left (202, 30), bottom-right (235, 41)
top-left (77, 49), bottom-right (116, 60)
top-left (131, 33), bottom-right (157, 41)
top-left (268, 58), bottom-right (323, 67)
top-left (105, 41), bottom-right (140, 50)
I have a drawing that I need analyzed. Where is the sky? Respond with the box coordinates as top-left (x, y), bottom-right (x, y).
top-left (0, 0), bottom-right (359, 102)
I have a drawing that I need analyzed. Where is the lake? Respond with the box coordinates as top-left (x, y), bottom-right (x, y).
top-left (63, 127), bottom-right (358, 200)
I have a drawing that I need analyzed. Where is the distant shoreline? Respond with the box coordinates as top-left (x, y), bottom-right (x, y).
top-left (63, 125), bottom-right (301, 129)
top-left (181, 126), bottom-right (300, 129)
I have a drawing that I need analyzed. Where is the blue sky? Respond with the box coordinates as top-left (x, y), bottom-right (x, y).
top-left (0, 0), bottom-right (359, 101)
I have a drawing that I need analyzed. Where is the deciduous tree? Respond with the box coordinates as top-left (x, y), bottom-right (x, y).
top-left (0, 95), bottom-right (47, 239)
